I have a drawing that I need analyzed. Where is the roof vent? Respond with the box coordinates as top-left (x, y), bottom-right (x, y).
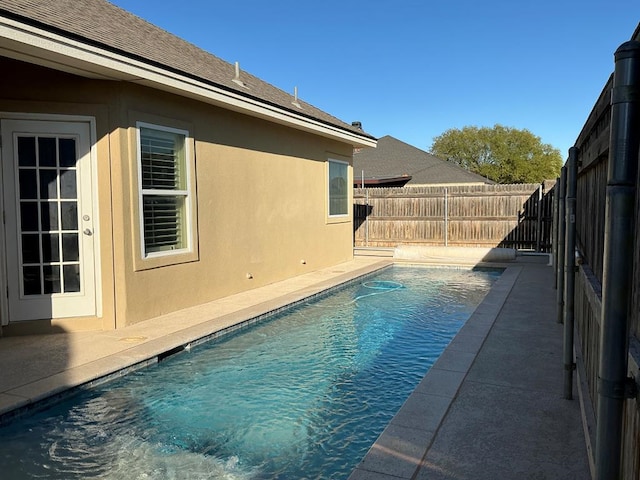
top-left (232, 61), bottom-right (247, 87)
top-left (352, 121), bottom-right (363, 130)
top-left (292, 86), bottom-right (301, 108)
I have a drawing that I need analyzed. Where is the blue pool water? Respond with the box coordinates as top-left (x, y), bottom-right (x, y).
top-left (0, 266), bottom-right (501, 479)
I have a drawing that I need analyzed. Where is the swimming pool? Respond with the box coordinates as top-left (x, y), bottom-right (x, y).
top-left (0, 266), bottom-right (501, 479)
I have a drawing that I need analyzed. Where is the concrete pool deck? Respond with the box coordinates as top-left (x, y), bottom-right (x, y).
top-left (0, 254), bottom-right (590, 479)
top-left (350, 255), bottom-right (591, 480)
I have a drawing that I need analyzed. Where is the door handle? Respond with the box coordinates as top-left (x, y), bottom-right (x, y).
top-left (83, 228), bottom-right (93, 236)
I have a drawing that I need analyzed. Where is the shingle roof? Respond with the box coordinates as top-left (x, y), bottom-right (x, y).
top-left (353, 135), bottom-right (493, 185)
top-left (0, 0), bottom-right (373, 141)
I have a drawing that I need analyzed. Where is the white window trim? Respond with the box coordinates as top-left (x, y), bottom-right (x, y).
top-left (136, 121), bottom-right (192, 259)
top-left (327, 158), bottom-right (349, 219)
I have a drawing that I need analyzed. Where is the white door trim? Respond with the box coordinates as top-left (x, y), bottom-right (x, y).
top-left (0, 113), bottom-right (101, 324)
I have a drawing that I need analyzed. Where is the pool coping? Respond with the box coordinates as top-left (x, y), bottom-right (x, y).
top-left (347, 264), bottom-right (521, 479)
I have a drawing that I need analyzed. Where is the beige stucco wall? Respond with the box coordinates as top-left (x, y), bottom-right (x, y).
top-left (0, 58), bottom-right (355, 333)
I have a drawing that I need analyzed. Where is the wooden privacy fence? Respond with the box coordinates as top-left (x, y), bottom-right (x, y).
top-left (560, 28), bottom-right (640, 480)
top-left (354, 183), bottom-right (554, 251)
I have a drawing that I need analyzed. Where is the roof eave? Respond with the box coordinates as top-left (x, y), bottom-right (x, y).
top-left (0, 17), bottom-right (376, 148)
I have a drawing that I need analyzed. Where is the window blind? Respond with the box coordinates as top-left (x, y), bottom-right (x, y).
top-left (139, 127), bottom-right (188, 255)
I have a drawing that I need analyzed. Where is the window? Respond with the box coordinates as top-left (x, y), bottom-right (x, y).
top-left (137, 123), bottom-right (191, 258)
top-left (328, 158), bottom-right (349, 217)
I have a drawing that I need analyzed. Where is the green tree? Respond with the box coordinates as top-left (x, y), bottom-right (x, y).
top-left (430, 124), bottom-right (563, 184)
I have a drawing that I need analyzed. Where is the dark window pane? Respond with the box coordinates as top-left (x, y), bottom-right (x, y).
top-left (60, 202), bottom-right (78, 230)
top-left (39, 169), bottom-right (58, 200)
top-left (59, 138), bottom-right (76, 168)
top-left (143, 195), bottom-right (184, 253)
top-left (63, 264), bottom-right (80, 293)
top-left (21, 234), bottom-right (40, 264)
top-left (19, 169), bottom-right (37, 200)
top-left (42, 233), bottom-right (60, 263)
top-left (43, 265), bottom-right (61, 294)
top-left (41, 202), bottom-right (59, 231)
top-left (329, 161), bottom-right (348, 216)
top-left (17, 137), bottom-right (36, 167)
top-left (60, 169), bottom-right (77, 199)
top-left (23, 266), bottom-right (41, 295)
top-left (20, 202), bottom-right (39, 232)
top-left (38, 137), bottom-right (57, 167)
top-left (62, 234), bottom-right (79, 262)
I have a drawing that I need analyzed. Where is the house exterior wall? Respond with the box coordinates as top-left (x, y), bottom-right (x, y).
top-left (0, 58), bottom-right (354, 333)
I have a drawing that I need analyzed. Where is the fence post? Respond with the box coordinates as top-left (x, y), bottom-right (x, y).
top-left (556, 167), bottom-right (567, 324)
top-left (444, 187), bottom-right (448, 246)
top-left (536, 184), bottom-right (543, 252)
top-left (365, 188), bottom-right (369, 247)
top-left (595, 40), bottom-right (640, 480)
top-left (563, 148), bottom-right (578, 400)
top-left (552, 179), bottom-right (559, 287)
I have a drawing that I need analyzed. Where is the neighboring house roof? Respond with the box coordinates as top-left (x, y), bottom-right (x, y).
top-left (353, 135), bottom-right (493, 186)
top-left (353, 175), bottom-right (413, 188)
top-left (0, 0), bottom-right (376, 147)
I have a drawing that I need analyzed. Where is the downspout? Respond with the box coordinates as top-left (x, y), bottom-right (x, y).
top-left (563, 148), bottom-right (578, 400)
top-left (556, 167), bottom-right (567, 324)
top-left (595, 40), bottom-right (640, 480)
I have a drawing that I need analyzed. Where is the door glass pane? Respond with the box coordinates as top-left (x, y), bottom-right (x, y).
top-left (20, 202), bottom-right (39, 232)
top-left (40, 202), bottom-right (59, 231)
top-left (59, 138), bottom-right (76, 168)
top-left (60, 169), bottom-right (77, 199)
top-left (19, 169), bottom-right (37, 199)
top-left (63, 265), bottom-right (81, 293)
top-left (39, 169), bottom-right (58, 200)
top-left (42, 234), bottom-right (60, 263)
top-left (60, 202), bottom-right (78, 230)
top-left (17, 137), bottom-right (36, 167)
top-left (23, 266), bottom-right (41, 295)
top-left (62, 234), bottom-right (79, 262)
top-left (15, 133), bottom-right (84, 300)
top-left (38, 137), bottom-right (57, 167)
top-left (43, 265), bottom-right (61, 294)
top-left (21, 234), bottom-right (40, 264)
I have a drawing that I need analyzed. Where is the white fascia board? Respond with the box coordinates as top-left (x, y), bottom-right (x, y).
top-left (0, 18), bottom-right (377, 148)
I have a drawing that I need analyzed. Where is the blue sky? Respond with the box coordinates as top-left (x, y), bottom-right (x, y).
top-left (110, 0), bottom-right (638, 158)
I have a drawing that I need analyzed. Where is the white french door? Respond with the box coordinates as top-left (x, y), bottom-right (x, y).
top-left (1, 119), bottom-right (97, 322)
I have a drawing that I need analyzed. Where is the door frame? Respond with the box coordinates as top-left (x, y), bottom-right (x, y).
top-left (0, 113), bottom-right (102, 325)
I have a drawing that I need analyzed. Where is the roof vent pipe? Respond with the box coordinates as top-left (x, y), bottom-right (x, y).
top-left (292, 86), bottom-right (301, 108)
top-left (232, 61), bottom-right (246, 87)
